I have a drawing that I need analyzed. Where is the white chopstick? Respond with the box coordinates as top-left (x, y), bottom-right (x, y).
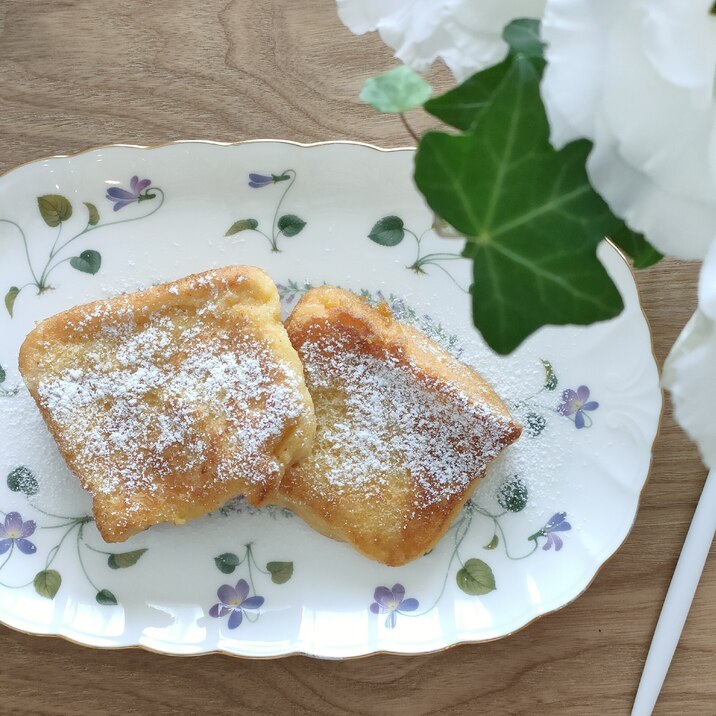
top-left (631, 469), bottom-right (716, 716)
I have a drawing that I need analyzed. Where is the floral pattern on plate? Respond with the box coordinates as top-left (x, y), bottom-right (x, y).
top-left (2, 176), bottom-right (163, 317)
top-left (0, 141), bottom-right (660, 658)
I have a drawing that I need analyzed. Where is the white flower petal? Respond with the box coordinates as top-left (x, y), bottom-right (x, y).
top-left (336, 0), bottom-right (405, 34)
top-left (663, 240), bottom-right (716, 469)
top-left (662, 309), bottom-right (716, 470)
top-left (337, 0), bottom-right (545, 81)
top-left (698, 238), bottom-right (716, 320)
top-left (541, 0), bottom-right (619, 148)
top-left (641, 0), bottom-right (716, 95)
top-left (587, 122), bottom-right (716, 260)
top-left (543, 0), bottom-right (716, 260)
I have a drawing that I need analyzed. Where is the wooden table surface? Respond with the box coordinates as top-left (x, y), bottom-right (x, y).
top-left (0, 2), bottom-right (713, 714)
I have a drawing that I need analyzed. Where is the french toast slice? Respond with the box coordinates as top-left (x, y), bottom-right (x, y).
top-left (19, 266), bottom-right (315, 542)
top-left (277, 286), bottom-right (521, 566)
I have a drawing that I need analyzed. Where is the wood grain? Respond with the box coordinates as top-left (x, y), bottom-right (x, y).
top-left (0, 1), bottom-right (712, 714)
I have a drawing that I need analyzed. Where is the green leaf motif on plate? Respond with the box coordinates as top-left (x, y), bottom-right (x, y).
top-left (360, 65), bottom-right (432, 114)
top-left (214, 552), bottom-right (240, 574)
top-left (107, 548), bottom-right (147, 569)
top-left (5, 287), bottom-right (20, 317)
top-left (0, 365), bottom-right (5, 384)
top-left (483, 534), bottom-right (499, 550)
top-left (34, 570), bottom-right (61, 599)
top-left (525, 412), bottom-right (547, 437)
top-left (38, 194), bottom-right (72, 227)
top-left (7, 466), bottom-right (39, 496)
top-left (84, 202), bottom-right (100, 226)
top-left (277, 214), bottom-right (306, 237)
top-left (70, 250), bottom-right (102, 275)
top-left (266, 561), bottom-right (294, 584)
top-left (96, 589), bottom-right (117, 606)
top-left (225, 219), bottom-right (258, 236)
top-left (541, 359), bottom-right (558, 391)
top-left (368, 216), bottom-right (405, 247)
top-left (497, 475), bottom-right (528, 513)
top-left (456, 559), bottom-right (496, 596)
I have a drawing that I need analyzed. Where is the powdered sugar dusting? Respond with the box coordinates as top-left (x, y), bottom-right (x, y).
top-left (36, 296), bottom-right (307, 511)
top-left (295, 330), bottom-right (514, 513)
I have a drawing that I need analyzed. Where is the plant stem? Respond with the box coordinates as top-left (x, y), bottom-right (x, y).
top-left (41, 257), bottom-right (72, 284)
top-left (271, 170), bottom-right (296, 248)
top-left (403, 513), bottom-right (474, 618)
top-left (472, 506), bottom-right (540, 560)
top-left (399, 113), bottom-right (420, 144)
top-left (28, 502), bottom-right (88, 522)
top-left (76, 524), bottom-right (100, 592)
top-left (0, 544), bottom-right (35, 589)
top-left (0, 544), bottom-right (14, 573)
top-left (246, 545), bottom-right (255, 593)
top-left (0, 220), bottom-right (40, 286)
top-left (37, 187), bottom-right (166, 286)
top-left (48, 224), bottom-right (63, 261)
top-left (246, 544), bottom-right (269, 575)
top-left (46, 521), bottom-right (82, 569)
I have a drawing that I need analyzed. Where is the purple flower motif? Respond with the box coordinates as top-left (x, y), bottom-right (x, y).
top-left (248, 173), bottom-right (274, 188)
top-left (209, 578), bottom-right (264, 629)
top-left (106, 176), bottom-right (152, 211)
top-left (558, 385), bottom-right (599, 429)
top-left (539, 512), bottom-right (572, 551)
top-left (370, 583), bottom-right (419, 628)
top-left (0, 512), bottom-right (36, 555)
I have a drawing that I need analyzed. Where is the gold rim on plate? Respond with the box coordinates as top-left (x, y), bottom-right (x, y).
top-left (0, 139), bottom-right (664, 660)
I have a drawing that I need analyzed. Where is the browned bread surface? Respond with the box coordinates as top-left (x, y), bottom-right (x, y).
top-left (19, 266), bottom-right (315, 542)
top-left (276, 286), bottom-right (522, 566)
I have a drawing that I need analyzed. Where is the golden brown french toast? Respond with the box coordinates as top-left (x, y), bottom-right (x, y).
top-left (276, 286), bottom-right (521, 566)
top-left (19, 266), bottom-right (315, 543)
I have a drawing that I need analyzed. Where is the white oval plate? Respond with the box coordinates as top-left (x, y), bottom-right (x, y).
top-left (0, 141), bottom-right (660, 658)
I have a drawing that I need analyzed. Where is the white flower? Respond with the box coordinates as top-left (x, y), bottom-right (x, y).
top-left (541, 0), bottom-right (716, 261)
top-left (662, 240), bottom-right (716, 468)
top-left (337, 0), bottom-right (546, 82)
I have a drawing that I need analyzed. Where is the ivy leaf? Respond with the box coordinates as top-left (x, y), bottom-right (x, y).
top-left (608, 224), bottom-right (663, 269)
top-left (484, 534), bottom-right (499, 550)
top-left (415, 55), bottom-right (625, 354)
top-left (360, 65), bottom-right (432, 113)
top-left (214, 552), bottom-right (240, 574)
top-left (502, 18), bottom-right (545, 59)
top-left (96, 589), bottom-right (117, 606)
top-left (456, 559), bottom-right (496, 596)
top-left (107, 548), bottom-right (147, 569)
top-left (225, 219), bottom-right (258, 236)
top-left (541, 359), bottom-right (558, 391)
top-left (38, 195), bottom-right (72, 227)
top-left (5, 287), bottom-right (20, 317)
top-left (266, 561), bottom-right (293, 584)
top-left (70, 250), bottom-right (101, 275)
top-left (425, 20), bottom-right (543, 131)
top-left (497, 475), bottom-right (528, 513)
top-left (84, 202), bottom-right (100, 226)
top-left (7, 466), bottom-right (39, 496)
top-left (368, 216), bottom-right (405, 247)
top-left (34, 570), bottom-right (61, 599)
top-left (425, 62), bottom-right (511, 131)
top-left (277, 214), bottom-right (306, 237)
